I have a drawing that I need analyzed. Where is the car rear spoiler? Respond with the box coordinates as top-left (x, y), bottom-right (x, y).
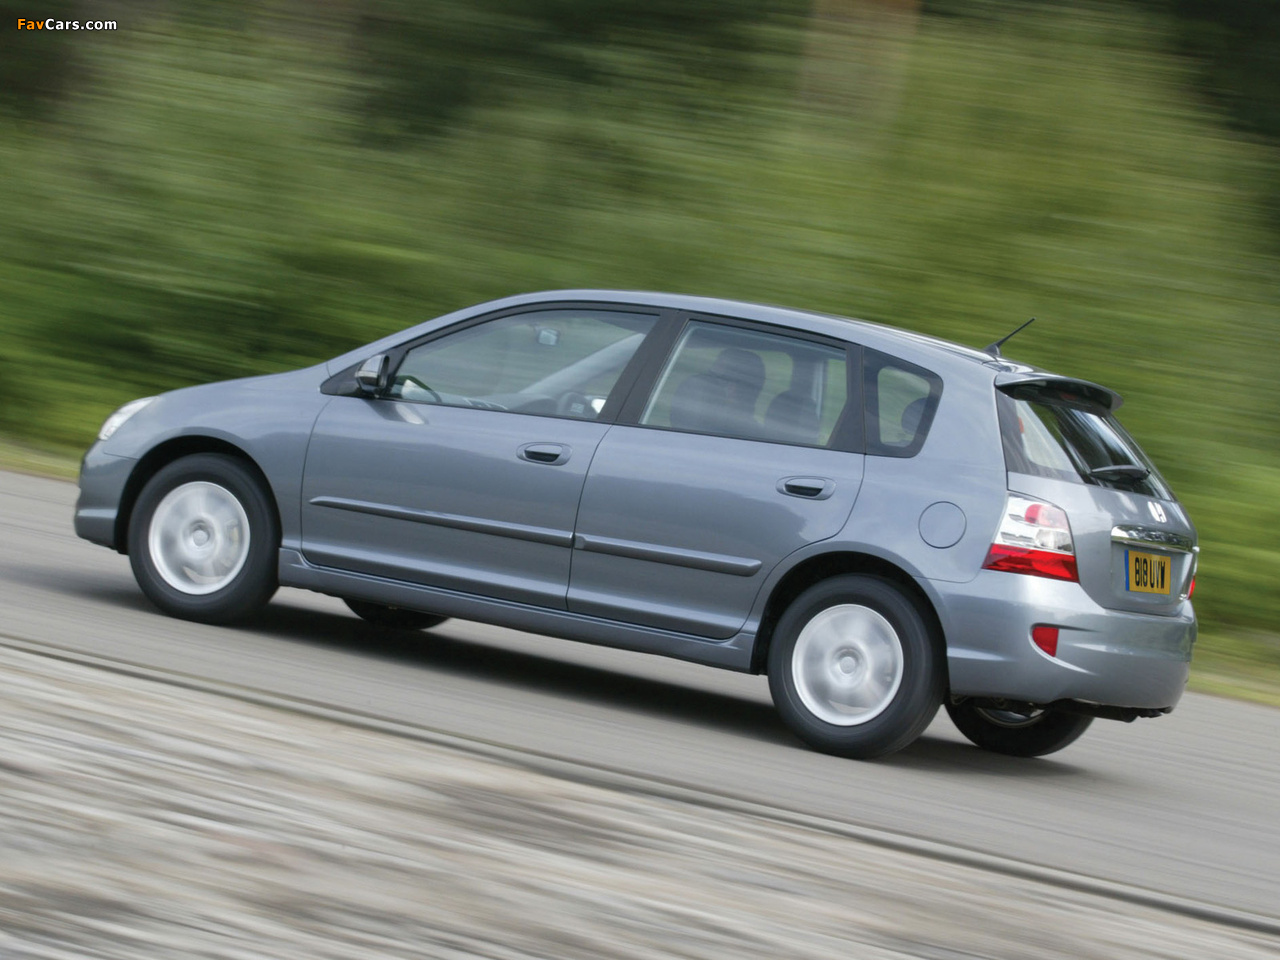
top-left (993, 372), bottom-right (1123, 412)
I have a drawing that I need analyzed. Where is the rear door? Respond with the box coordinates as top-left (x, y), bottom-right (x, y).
top-left (567, 317), bottom-right (865, 638)
top-left (997, 385), bottom-right (1197, 614)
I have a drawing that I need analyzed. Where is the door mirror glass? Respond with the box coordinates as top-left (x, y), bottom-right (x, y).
top-left (355, 354), bottom-right (390, 396)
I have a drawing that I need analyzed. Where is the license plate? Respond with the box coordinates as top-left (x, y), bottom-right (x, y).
top-left (1126, 549), bottom-right (1171, 594)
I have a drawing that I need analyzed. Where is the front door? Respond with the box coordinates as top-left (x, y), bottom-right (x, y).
top-left (300, 306), bottom-right (658, 608)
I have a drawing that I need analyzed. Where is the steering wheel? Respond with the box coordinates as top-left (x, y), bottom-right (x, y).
top-left (555, 391), bottom-right (592, 418)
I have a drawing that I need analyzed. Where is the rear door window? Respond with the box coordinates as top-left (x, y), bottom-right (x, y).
top-left (639, 321), bottom-right (853, 448)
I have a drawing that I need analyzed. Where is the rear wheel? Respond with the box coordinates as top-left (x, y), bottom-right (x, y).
top-left (945, 700), bottom-right (1093, 757)
top-left (128, 454), bottom-right (278, 623)
top-left (767, 575), bottom-right (944, 759)
top-left (344, 598), bottom-right (447, 632)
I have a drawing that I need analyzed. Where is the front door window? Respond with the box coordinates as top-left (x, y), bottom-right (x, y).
top-left (388, 309), bottom-right (656, 420)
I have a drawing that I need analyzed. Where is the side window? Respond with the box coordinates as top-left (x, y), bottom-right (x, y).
top-left (640, 321), bottom-right (850, 447)
top-left (387, 309), bottom-right (656, 419)
top-left (865, 349), bottom-right (942, 457)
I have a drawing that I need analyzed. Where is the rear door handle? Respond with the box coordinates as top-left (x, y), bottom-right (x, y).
top-left (778, 476), bottom-right (834, 500)
top-left (518, 442), bottom-right (571, 466)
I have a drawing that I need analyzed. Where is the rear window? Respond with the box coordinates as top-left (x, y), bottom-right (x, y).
top-left (997, 391), bottom-right (1173, 499)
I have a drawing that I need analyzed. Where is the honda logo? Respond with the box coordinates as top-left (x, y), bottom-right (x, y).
top-left (1148, 502), bottom-right (1167, 524)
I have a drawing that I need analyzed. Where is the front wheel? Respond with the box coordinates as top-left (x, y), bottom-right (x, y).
top-left (945, 701), bottom-right (1093, 757)
top-left (128, 454), bottom-right (279, 624)
top-left (767, 575), bottom-right (944, 760)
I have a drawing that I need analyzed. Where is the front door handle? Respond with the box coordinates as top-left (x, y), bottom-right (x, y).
top-left (778, 476), bottom-right (834, 500)
top-left (518, 442), bottom-right (571, 466)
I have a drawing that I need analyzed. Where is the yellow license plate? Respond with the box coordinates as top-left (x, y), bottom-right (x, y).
top-left (1127, 549), bottom-right (1171, 594)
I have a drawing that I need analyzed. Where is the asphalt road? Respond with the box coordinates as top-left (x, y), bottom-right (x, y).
top-left (3, 469), bottom-right (1278, 923)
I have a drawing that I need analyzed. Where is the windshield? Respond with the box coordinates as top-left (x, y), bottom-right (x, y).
top-left (998, 392), bottom-right (1173, 499)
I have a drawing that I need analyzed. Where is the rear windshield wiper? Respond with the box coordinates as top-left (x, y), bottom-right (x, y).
top-left (1089, 464), bottom-right (1149, 482)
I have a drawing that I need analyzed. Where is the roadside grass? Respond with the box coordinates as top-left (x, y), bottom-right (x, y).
top-left (1187, 637), bottom-right (1280, 709)
top-left (0, 437), bottom-right (79, 481)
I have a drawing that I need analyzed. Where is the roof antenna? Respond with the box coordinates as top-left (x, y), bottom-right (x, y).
top-left (983, 317), bottom-right (1036, 358)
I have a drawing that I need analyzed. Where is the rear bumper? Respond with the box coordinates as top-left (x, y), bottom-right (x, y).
top-left (933, 570), bottom-right (1194, 711)
top-left (73, 446), bottom-right (136, 550)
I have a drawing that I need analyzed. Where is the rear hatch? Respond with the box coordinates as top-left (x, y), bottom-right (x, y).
top-left (995, 374), bottom-right (1197, 616)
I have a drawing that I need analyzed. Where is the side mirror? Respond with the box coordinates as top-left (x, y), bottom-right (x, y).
top-left (355, 354), bottom-right (390, 396)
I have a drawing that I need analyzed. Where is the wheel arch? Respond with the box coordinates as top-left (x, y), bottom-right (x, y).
top-left (750, 551), bottom-right (947, 678)
top-left (115, 436), bottom-right (278, 554)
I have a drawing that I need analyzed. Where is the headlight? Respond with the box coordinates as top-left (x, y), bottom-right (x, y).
top-left (98, 397), bottom-right (156, 441)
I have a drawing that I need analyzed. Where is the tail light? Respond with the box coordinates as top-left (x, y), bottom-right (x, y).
top-left (983, 494), bottom-right (1078, 582)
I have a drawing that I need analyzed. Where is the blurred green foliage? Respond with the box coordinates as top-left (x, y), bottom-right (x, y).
top-left (352, 0), bottom-right (799, 141)
top-left (0, 1), bottom-right (1276, 681)
top-left (1149, 0), bottom-right (1280, 141)
top-left (0, 1), bottom-right (84, 117)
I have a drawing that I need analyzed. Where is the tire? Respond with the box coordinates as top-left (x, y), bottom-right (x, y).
top-left (344, 598), bottom-right (447, 632)
top-left (767, 575), bottom-right (944, 760)
top-left (128, 454), bottom-right (279, 624)
top-left (945, 701), bottom-right (1093, 758)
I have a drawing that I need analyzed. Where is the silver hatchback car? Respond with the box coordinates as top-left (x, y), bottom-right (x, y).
top-left (75, 291), bottom-right (1197, 759)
